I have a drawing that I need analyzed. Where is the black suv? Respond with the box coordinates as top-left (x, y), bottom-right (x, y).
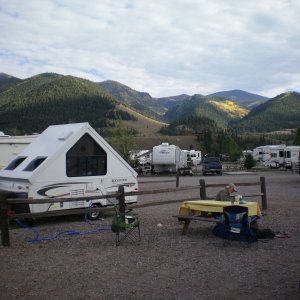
top-left (202, 157), bottom-right (222, 175)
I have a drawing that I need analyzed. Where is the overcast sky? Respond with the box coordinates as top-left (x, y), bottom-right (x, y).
top-left (0, 0), bottom-right (299, 98)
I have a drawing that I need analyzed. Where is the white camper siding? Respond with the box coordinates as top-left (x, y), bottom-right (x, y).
top-left (0, 135), bottom-right (37, 169)
top-left (252, 144), bottom-right (300, 168)
top-left (152, 143), bottom-right (187, 173)
top-left (187, 150), bottom-right (201, 166)
top-left (152, 143), bottom-right (177, 165)
top-left (0, 123), bottom-right (138, 214)
top-left (284, 146), bottom-right (300, 167)
top-left (252, 145), bottom-right (286, 167)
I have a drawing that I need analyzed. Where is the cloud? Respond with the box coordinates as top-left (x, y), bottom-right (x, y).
top-left (0, 0), bottom-right (299, 98)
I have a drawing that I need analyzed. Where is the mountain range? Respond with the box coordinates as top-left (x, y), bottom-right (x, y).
top-left (207, 90), bottom-right (269, 108)
top-left (0, 72), bottom-right (299, 136)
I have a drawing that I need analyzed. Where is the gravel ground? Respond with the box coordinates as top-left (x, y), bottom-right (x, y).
top-left (0, 170), bottom-right (299, 300)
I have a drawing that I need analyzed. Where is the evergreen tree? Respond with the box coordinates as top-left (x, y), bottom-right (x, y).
top-left (244, 153), bottom-right (256, 169)
top-left (202, 129), bottom-right (213, 154)
top-left (106, 120), bottom-right (136, 162)
top-left (293, 127), bottom-right (300, 145)
top-left (220, 135), bottom-right (241, 161)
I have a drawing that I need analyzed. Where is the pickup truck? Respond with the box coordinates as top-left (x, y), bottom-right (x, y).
top-left (202, 157), bottom-right (222, 175)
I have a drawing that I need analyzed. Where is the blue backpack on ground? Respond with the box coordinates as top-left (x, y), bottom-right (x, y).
top-left (213, 205), bottom-right (258, 243)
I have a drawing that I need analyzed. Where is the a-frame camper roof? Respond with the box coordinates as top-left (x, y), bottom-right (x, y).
top-left (0, 122), bottom-right (136, 181)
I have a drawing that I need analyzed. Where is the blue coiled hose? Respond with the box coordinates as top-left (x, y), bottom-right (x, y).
top-left (15, 206), bottom-right (111, 243)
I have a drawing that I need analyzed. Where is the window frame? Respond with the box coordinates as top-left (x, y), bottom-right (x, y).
top-left (66, 133), bottom-right (107, 177)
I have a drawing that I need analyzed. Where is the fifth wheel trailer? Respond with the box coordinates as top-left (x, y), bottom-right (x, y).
top-left (152, 143), bottom-right (187, 174)
top-left (0, 123), bottom-right (138, 220)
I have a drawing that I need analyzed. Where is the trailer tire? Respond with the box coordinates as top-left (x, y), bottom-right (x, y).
top-left (25, 218), bottom-right (36, 227)
top-left (87, 203), bottom-right (102, 220)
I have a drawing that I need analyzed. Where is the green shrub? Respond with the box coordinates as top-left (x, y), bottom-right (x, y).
top-left (244, 153), bottom-right (256, 169)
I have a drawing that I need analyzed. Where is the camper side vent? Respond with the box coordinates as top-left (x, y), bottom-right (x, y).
top-left (70, 189), bottom-right (85, 197)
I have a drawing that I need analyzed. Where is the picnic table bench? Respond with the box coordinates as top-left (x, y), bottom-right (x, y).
top-left (173, 214), bottom-right (222, 235)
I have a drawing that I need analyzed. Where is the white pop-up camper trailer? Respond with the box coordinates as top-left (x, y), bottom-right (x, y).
top-left (0, 134), bottom-right (37, 169)
top-left (152, 143), bottom-right (187, 173)
top-left (0, 123), bottom-right (138, 219)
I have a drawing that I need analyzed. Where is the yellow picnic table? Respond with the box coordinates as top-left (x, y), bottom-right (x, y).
top-left (179, 200), bottom-right (262, 217)
top-left (176, 200), bottom-right (261, 235)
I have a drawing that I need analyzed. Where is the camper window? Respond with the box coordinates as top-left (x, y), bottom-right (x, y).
top-left (5, 156), bottom-right (27, 170)
top-left (23, 157), bottom-right (47, 171)
top-left (66, 133), bottom-right (107, 177)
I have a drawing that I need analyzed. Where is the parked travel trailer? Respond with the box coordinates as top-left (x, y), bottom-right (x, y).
top-left (152, 143), bottom-right (187, 173)
top-left (0, 123), bottom-right (138, 219)
top-left (252, 145), bottom-right (285, 168)
top-left (187, 150), bottom-right (202, 166)
top-left (252, 144), bottom-right (300, 168)
top-left (0, 134), bottom-right (37, 169)
top-left (284, 146), bottom-right (300, 168)
top-left (130, 149), bottom-right (152, 166)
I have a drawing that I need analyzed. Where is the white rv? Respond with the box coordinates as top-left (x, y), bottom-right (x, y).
top-left (284, 146), bottom-right (300, 168)
top-left (130, 149), bottom-right (152, 166)
top-left (252, 144), bottom-right (300, 168)
top-left (187, 150), bottom-right (202, 166)
top-left (0, 134), bottom-right (37, 169)
top-left (0, 123), bottom-right (138, 219)
top-left (152, 143), bottom-right (187, 173)
top-left (252, 144), bottom-right (286, 168)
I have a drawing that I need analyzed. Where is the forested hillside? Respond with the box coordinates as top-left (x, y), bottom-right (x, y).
top-left (156, 94), bottom-right (191, 110)
top-left (159, 115), bottom-right (219, 136)
top-left (0, 73), bottom-right (135, 134)
top-left (208, 89), bottom-right (269, 108)
top-left (1, 71), bottom-right (299, 136)
top-left (0, 73), bottom-right (22, 93)
top-left (233, 92), bottom-right (300, 132)
top-left (97, 80), bottom-right (166, 121)
top-left (164, 94), bottom-right (248, 127)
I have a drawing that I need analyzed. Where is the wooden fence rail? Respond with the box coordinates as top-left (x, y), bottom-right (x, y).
top-left (0, 178), bottom-right (197, 247)
top-left (0, 176), bottom-right (267, 247)
top-left (199, 176), bottom-right (267, 210)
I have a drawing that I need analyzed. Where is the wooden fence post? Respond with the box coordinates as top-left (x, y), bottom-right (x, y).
top-left (260, 176), bottom-right (267, 210)
top-left (118, 185), bottom-right (126, 222)
top-left (298, 150), bottom-right (300, 175)
top-left (0, 192), bottom-right (10, 247)
top-left (199, 179), bottom-right (206, 199)
top-left (176, 171), bottom-right (180, 188)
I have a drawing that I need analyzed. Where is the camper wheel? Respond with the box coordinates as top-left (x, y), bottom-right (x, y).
top-left (87, 203), bottom-right (102, 220)
top-left (24, 218), bottom-right (36, 227)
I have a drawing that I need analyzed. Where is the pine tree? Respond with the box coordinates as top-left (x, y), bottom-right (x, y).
top-left (244, 153), bottom-right (256, 169)
top-left (293, 127), bottom-right (300, 145)
top-left (106, 120), bottom-right (136, 162)
top-left (220, 135), bottom-right (241, 161)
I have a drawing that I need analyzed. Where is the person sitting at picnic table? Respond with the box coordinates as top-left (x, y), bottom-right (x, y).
top-left (216, 183), bottom-right (237, 201)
